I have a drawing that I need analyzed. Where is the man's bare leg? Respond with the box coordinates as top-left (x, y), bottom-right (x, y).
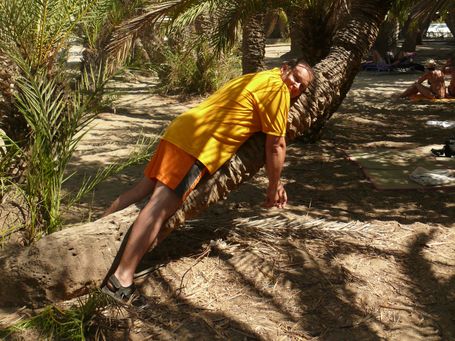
top-left (415, 83), bottom-right (436, 99)
top-left (102, 177), bottom-right (156, 217)
top-left (113, 181), bottom-right (180, 287)
top-left (398, 84), bottom-right (419, 98)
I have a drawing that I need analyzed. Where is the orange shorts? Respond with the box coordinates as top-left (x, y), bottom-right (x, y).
top-left (144, 140), bottom-right (207, 200)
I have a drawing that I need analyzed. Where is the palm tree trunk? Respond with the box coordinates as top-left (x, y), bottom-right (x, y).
top-left (445, 8), bottom-right (455, 37)
top-left (287, 10), bottom-right (304, 58)
top-left (402, 0), bottom-right (445, 51)
top-left (242, 13), bottom-right (266, 74)
top-left (0, 53), bottom-right (24, 143)
top-left (0, 0), bottom-right (393, 308)
top-left (374, 15), bottom-right (399, 58)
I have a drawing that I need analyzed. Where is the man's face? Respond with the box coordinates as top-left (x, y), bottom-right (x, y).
top-left (281, 64), bottom-right (312, 98)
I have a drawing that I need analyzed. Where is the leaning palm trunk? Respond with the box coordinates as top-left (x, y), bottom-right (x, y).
top-left (0, 0), bottom-right (392, 308)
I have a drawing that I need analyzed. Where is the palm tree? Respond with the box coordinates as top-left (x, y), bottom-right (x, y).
top-left (373, 14), bottom-right (399, 58)
top-left (0, 0), bottom-right (109, 147)
top-left (242, 13), bottom-right (266, 74)
top-left (285, 0), bottom-right (353, 65)
top-left (264, 9), bottom-right (289, 39)
top-left (157, 0), bottom-right (394, 239)
top-left (446, 7), bottom-right (455, 37)
top-left (101, 0), bottom-right (397, 266)
top-left (401, 0), bottom-right (452, 52)
top-left (0, 0), bottom-right (397, 307)
top-left (0, 53), bottom-right (23, 145)
top-left (0, 0), bottom-right (111, 240)
top-left (104, 0), bottom-right (294, 74)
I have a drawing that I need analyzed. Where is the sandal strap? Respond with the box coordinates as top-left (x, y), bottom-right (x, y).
top-left (106, 274), bottom-right (136, 300)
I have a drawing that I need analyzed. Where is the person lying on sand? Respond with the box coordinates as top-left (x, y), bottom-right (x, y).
top-left (395, 59), bottom-right (446, 99)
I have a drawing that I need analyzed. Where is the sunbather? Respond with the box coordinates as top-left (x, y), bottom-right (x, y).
top-left (362, 49), bottom-right (424, 72)
top-left (396, 59), bottom-right (446, 99)
top-left (387, 50), bottom-right (424, 72)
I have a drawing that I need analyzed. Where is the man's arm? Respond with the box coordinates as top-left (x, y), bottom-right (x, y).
top-left (416, 72), bottom-right (430, 84)
top-left (264, 134), bottom-right (287, 208)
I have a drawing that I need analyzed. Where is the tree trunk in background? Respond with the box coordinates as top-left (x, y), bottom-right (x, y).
top-left (287, 10), bottom-right (304, 57)
top-left (285, 2), bottom-right (351, 66)
top-left (418, 13), bottom-right (433, 44)
top-left (402, 0), bottom-right (444, 51)
top-left (242, 13), bottom-right (266, 74)
top-left (0, 0), bottom-right (393, 308)
top-left (402, 22), bottom-right (419, 52)
top-left (374, 15), bottom-right (399, 58)
top-left (297, 9), bottom-right (333, 65)
top-left (264, 10), bottom-right (289, 39)
top-left (0, 53), bottom-right (28, 181)
top-left (445, 8), bottom-right (455, 37)
top-left (0, 54), bottom-right (20, 138)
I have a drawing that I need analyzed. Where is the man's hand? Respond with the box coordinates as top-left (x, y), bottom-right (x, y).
top-left (264, 181), bottom-right (287, 208)
top-left (264, 135), bottom-right (287, 209)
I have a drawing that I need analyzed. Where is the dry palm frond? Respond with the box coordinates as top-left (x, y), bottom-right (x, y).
top-left (106, 0), bottom-right (183, 67)
top-left (409, 0), bottom-right (451, 21)
top-left (105, 0), bottom-right (287, 68)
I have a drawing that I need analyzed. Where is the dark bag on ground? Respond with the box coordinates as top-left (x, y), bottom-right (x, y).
top-left (431, 137), bottom-right (455, 157)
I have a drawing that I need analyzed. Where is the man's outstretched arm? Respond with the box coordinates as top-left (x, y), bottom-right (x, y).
top-left (264, 134), bottom-right (287, 208)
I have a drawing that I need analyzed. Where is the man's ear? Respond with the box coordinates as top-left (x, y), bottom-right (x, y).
top-left (281, 63), bottom-right (289, 73)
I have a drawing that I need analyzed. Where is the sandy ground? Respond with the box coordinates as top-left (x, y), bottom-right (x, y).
top-left (2, 41), bottom-right (455, 340)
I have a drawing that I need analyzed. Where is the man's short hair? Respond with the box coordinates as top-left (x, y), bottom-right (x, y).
top-left (283, 57), bottom-right (315, 83)
top-left (425, 59), bottom-right (437, 69)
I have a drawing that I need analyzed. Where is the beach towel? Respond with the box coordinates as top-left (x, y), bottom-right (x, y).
top-left (346, 146), bottom-right (455, 190)
top-left (409, 94), bottom-right (455, 102)
top-left (409, 167), bottom-right (455, 186)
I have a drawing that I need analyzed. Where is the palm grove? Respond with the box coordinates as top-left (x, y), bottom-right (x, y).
top-left (0, 0), bottom-right (453, 307)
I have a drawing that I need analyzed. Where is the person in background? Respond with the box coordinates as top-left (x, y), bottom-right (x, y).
top-left (395, 59), bottom-right (446, 99)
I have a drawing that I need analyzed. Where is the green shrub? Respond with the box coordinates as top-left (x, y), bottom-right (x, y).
top-left (148, 31), bottom-right (241, 96)
top-left (0, 291), bottom-right (122, 340)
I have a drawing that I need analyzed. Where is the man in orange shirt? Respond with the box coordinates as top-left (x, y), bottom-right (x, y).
top-left (101, 59), bottom-right (314, 305)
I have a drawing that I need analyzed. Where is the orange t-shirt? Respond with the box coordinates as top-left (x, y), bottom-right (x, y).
top-left (163, 68), bottom-right (290, 174)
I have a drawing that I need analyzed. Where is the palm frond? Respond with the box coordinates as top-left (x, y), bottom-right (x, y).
top-left (210, 0), bottom-right (282, 53)
top-left (211, 4), bottom-right (242, 52)
top-left (409, 0), bottom-right (451, 21)
top-left (106, 0), bottom-right (183, 56)
top-left (80, 0), bottom-right (126, 48)
top-left (0, 0), bottom-right (106, 69)
top-left (169, 0), bottom-right (224, 28)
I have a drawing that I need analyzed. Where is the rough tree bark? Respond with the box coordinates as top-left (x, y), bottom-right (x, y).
top-left (374, 15), bottom-right (399, 59)
top-left (242, 13), bottom-right (266, 74)
top-left (402, 0), bottom-right (444, 52)
top-left (285, 1), bottom-right (351, 66)
top-left (0, 0), bottom-right (392, 308)
top-left (445, 8), bottom-right (455, 37)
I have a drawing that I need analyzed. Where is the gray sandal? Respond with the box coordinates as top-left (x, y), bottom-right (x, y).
top-left (101, 274), bottom-right (146, 308)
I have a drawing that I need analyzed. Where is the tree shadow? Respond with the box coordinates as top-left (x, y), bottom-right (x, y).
top-left (401, 231), bottom-right (455, 340)
top-left (84, 210), bottom-right (450, 340)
